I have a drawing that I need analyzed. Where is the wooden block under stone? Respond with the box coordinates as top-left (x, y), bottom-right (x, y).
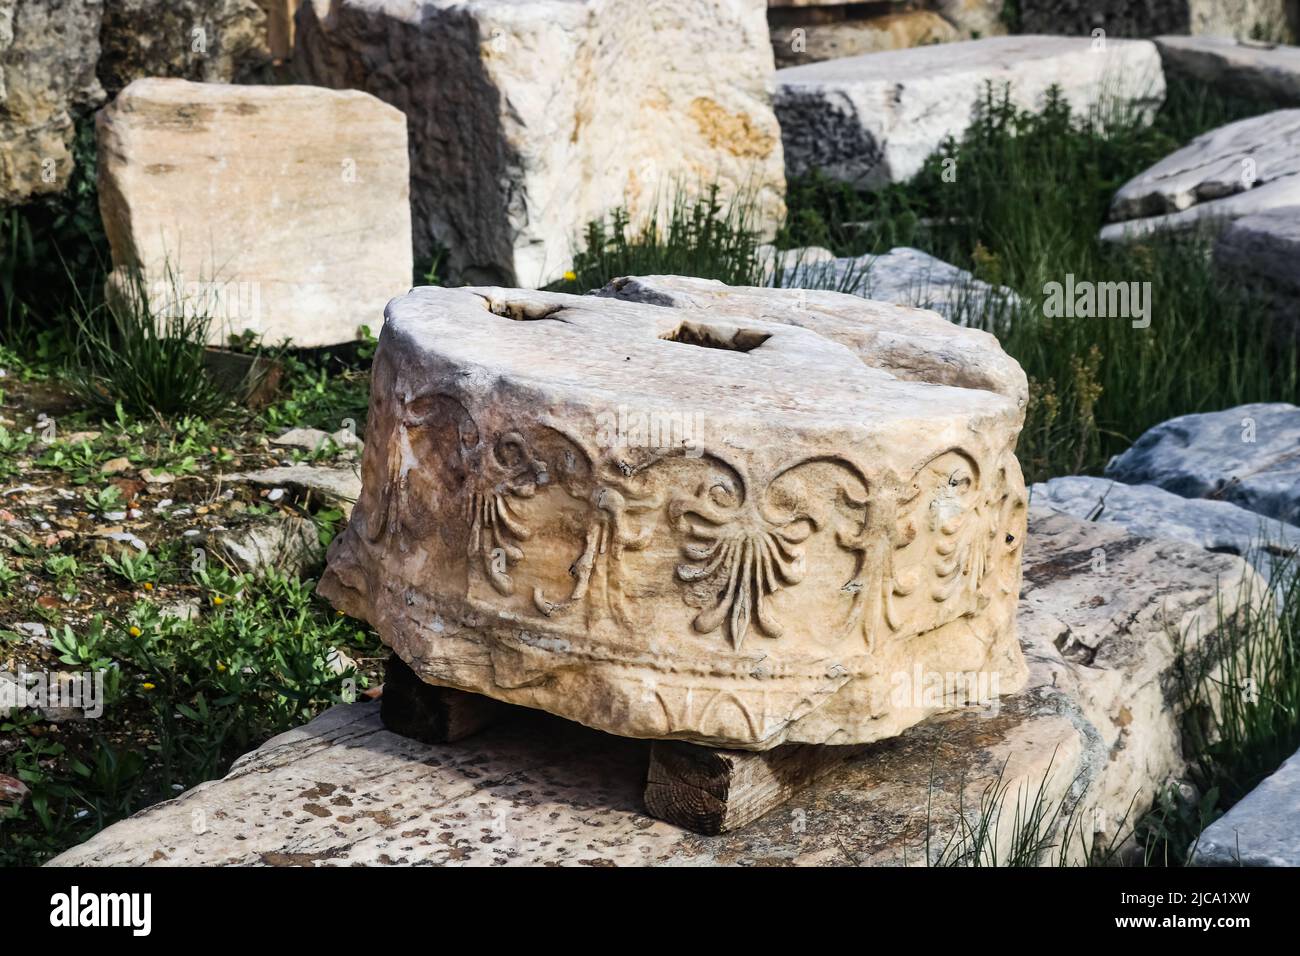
top-left (644, 739), bottom-right (866, 834)
top-left (379, 654), bottom-right (500, 744)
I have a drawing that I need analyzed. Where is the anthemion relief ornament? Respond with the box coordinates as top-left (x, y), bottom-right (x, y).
top-left (319, 278), bottom-right (1031, 750)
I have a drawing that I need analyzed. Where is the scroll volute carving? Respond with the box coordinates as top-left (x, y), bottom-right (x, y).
top-left (883, 450), bottom-right (988, 637)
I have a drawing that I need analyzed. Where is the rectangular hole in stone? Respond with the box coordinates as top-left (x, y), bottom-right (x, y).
top-left (659, 321), bottom-right (770, 353)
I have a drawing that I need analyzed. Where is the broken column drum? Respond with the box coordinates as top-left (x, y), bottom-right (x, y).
top-left (320, 280), bottom-right (1030, 750)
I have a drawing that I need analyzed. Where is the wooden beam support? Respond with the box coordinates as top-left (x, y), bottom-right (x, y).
top-left (379, 653), bottom-right (500, 744)
top-left (644, 739), bottom-right (866, 834)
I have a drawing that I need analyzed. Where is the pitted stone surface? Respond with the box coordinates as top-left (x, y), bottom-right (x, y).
top-left (320, 281), bottom-right (1030, 749)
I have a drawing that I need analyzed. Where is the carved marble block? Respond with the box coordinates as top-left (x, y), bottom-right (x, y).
top-left (320, 281), bottom-right (1030, 750)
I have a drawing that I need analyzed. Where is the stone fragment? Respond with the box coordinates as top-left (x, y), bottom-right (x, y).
top-left (774, 35), bottom-right (1165, 188)
top-left (1157, 35), bottom-right (1300, 105)
top-left (97, 78), bottom-right (412, 347)
top-left (769, 245), bottom-right (1020, 326)
top-left (0, 772), bottom-right (29, 812)
top-left (0, 0), bottom-right (104, 204)
top-left (1102, 111), bottom-right (1300, 241)
top-left (228, 465), bottom-right (362, 515)
top-left (1105, 403), bottom-right (1300, 526)
top-left (97, 0), bottom-right (273, 98)
top-left (271, 426), bottom-right (363, 455)
top-left (320, 281), bottom-right (1030, 750)
top-left (216, 514), bottom-right (322, 577)
top-left (1213, 205), bottom-right (1300, 341)
top-left (1032, 475), bottom-right (1300, 580)
top-left (49, 509), bottom-right (1263, 865)
top-left (1192, 747), bottom-right (1300, 866)
top-left (294, 0), bottom-right (785, 286)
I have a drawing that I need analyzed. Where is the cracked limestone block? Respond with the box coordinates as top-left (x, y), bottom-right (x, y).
top-left (319, 281), bottom-right (1029, 750)
top-left (294, 0), bottom-right (785, 287)
top-left (774, 35), bottom-right (1165, 189)
top-left (96, 78), bottom-right (413, 347)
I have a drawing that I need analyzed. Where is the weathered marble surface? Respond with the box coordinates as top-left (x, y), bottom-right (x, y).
top-left (320, 280), bottom-right (1030, 750)
top-left (1157, 35), bottom-right (1300, 104)
top-left (1032, 475), bottom-right (1300, 580)
top-left (1105, 403), bottom-right (1300, 527)
top-left (600, 275), bottom-right (1028, 406)
top-left (1102, 110), bottom-right (1300, 241)
top-left (774, 35), bottom-right (1165, 188)
top-left (49, 509), bottom-right (1263, 866)
top-left (1192, 747), bottom-right (1300, 866)
top-left (295, 0), bottom-right (785, 286)
top-left (97, 78), bottom-right (412, 347)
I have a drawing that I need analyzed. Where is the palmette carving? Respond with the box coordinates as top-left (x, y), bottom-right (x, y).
top-left (362, 398), bottom-right (1027, 655)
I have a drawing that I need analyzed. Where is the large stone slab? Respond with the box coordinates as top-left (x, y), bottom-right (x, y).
top-left (1032, 475), bottom-right (1300, 580)
top-left (49, 508), bottom-right (1263, 866)
top-left (1101, 110), bottom-right (1300, 241)
top-left (1192, 747), bottom-right (1300, 866)
top-left (1157, 35), bottom-right (1300, 104)
top-left (320, 281), bottom-right (1030, 750)
top-left (295, 0), bottom-right (785, 286)
top-left (96, 78), bottom-right (412, 347)
top-left (774, 35), bottom-right (1165, 188)
top-left (1105, 403), bottom-right (1300, 526)
top-left (0, 0), bottom-right (104, 204)
top-left (1213, 205), bottom-right (1300, 341)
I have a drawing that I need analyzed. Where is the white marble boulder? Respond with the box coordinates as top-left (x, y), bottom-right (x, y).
top-left (1032, 475), bottom-right (1300, 581)
top-left (1105, 403), bottom-right (1300, 527)
top-left (1102, 110), bottom-right (1300, 241)
top-left (295, 0), bottom-right (786, 287)
top-left (774, 35), bottom-right (1165, 188)
top-left (320, 281), bottom-right (1030, 750)
top-left (96, 78), bottom-right (413, 348)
